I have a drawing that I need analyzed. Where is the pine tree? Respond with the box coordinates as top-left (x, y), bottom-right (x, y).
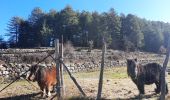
top-left (106, 8), bottom-right (121, 49)
top-left (28, 7), bottom-right (45, 47)
top-left (59, 5), bottom-right (79, 42)
top-left (79, 11), bottom-right (92, 46)
top-left (7, 16), bottom-right (23, 47)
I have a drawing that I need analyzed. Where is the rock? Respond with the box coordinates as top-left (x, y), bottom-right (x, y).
top-left (0, 76), bottom-right (4, 83)
top-left (9, 63), bottom-right (15, 67)
top-left (26, 64), bottom-right (31, 67)
top-left (17, 64), bottom-right (22, 69)
top-left (3, 71), bottom-right (9, 75)
top-left (14, 73), bottom-right (18, 77)
top-left (2, 64), bottom-right (8, 68)
top-left (0, 71), bottom-right (2, 75)
top-left (20, 68), bottom-right (25, 72)
top-left (15, 68), bottom-right (20, 73)
top-left (4, 75), bottom-right (9, 78)
top-left (25, 66), bottom-right (30, 71)
top-left (0, 60), bottom-right (5, 65)
top-left (0, 65), bottom-right (6, 71)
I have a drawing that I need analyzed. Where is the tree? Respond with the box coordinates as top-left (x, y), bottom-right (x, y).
top-left (99, 12), bottom-right (112, 47)
top-left (59, 5), bottom-right (79, 42)
top-left (46, 9), bottom-right (58, 46)
top-left (106, 8), bottom-right (121, 49)
top-left (0, 35), bottom-right (3, 43)
top-left (144, 28), bottom-right (163, 52)
top-left (141, 21), bottom-right (164, 52)
top-left (79, 11), bottom-right (92, 46)
top-left (163, 31), bottom-right (170, 48)
top-left (18, 20), bottom-right (34, 48)
top-left (88, 12), bottom-right (101, 48)
top-left (6, 5), bottom-right (170, 51)
top-left (7, 16), bottom-right (23, 47)
top-left (28, 7), bottom-right (45, 47)
top-left (28, 7), bottom-right (44, 25)
top-left (123, 14), bottom-right (144, 50)
top-left (0, 35), bottom-right (4, 48)
top-left (40, 20), bottom-right (53, 46)
top-left (0, 35), bottom-right (7, 49)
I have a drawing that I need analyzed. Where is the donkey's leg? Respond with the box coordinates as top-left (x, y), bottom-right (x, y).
top-left (42, 88), bottom-right (46, 97)
top-left (155, 81), bottom-right (161, 94)
top-left (39, 84), bottom-right (46, 98)
top-left (51, 85), bottom-right (56, 93)
top-left (137, 83), bottom-right (145, 94)
top-left (166, 82), bottom-right (169, 94)
top-left (47, 84), bottom-right (52, 97)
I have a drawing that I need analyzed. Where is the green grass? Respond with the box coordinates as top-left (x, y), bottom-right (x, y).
top-left (64, 67), bottom-right (128, 79)
top-left (0, 67), bottom-right (128, 92)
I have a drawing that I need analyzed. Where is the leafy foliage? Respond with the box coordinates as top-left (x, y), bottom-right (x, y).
top-left (5, 6), bottom-right (170, 53)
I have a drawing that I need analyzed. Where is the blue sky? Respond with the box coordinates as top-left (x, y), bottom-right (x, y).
top-left (1, 0), bottom-right (170, 40)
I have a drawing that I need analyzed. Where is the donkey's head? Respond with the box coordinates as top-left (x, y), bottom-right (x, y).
top-left (28, 65), bottom-right (39, 81)
top-left (127, 58), bottom-right (138, 78)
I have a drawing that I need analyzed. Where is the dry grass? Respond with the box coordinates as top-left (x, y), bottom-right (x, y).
top-left (0, 67), bottom-right (170, 100)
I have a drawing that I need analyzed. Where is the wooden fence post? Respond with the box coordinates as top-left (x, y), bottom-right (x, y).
top-left (97, 38), bottom-right (106, 100)
top-left (60, 35), bottom-right (65, 96)
top-left (160, 38), bottom-right (170, 100)
top-left (55, 39), bottom-right (61, 99)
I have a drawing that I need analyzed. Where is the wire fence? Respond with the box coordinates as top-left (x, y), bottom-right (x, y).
top-left (0, 47), bottom-right (169, 99)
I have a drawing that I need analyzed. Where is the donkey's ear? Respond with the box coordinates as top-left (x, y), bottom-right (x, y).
top-left (134, 58), bottom-right (137, 62)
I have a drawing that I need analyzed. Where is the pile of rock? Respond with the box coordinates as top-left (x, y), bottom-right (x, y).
top-left (0, 63), bottom-right (30, 83)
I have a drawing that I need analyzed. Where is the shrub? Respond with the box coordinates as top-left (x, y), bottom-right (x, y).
top-left (64, 41), bottom-right (75, 57)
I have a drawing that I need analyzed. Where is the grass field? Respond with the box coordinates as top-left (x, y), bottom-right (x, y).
top-left (0, 67), bottom-right (170, 100)
top-left (65, 67), bottom-right (128, 79)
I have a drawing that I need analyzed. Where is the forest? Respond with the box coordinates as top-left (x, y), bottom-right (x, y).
top-left (1, 5), bottom-right (170, 53)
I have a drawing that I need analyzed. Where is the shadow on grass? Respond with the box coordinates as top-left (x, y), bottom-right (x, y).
top-left (68, 93), bottom-right (159, 100)
top-left (114, 93), bottom-right (159, 100)
top-left (0, 92), bottom-right (41, 100)
top-left (68, 96), bottom-right (106, 100)
top-left (0, 93), bottom-right (160, 100)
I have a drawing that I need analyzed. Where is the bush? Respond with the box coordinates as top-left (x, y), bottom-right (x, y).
top-left (64, 41), bottom-right (75, 57)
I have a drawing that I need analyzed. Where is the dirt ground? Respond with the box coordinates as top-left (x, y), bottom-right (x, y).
top-left (0, 67), bottom-right (170, 100)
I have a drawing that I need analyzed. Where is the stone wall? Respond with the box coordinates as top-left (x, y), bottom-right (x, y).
top-left (0, 49), bottom-right (166, 83)
top-left (0, 63), bottom-right (30, 83)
